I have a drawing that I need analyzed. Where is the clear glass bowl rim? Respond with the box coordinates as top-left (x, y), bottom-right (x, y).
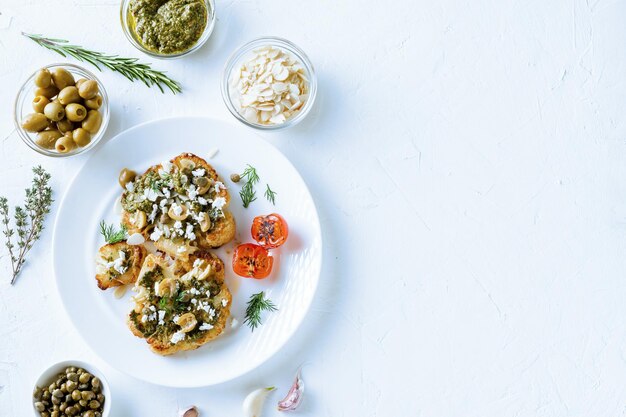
top-left (120, 0), bottom-right (216, 59)
top-left (13, 62), bottom-right (110, 158)
top-left (220, 36), bottom-right (317, 130)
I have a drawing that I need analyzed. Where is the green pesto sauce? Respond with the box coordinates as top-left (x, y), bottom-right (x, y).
top-left (129, 0), bottom-right (208, 55)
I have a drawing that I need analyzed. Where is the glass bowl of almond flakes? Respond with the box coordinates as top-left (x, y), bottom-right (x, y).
top-left (221, 37), bottom-right (317, 130)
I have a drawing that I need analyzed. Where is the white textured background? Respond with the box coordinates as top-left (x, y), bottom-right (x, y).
top-left (1, 0), bottom-right (626, 415)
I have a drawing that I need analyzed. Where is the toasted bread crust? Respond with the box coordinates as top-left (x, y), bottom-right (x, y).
top-left (95, 242), bottom-right (146, 290)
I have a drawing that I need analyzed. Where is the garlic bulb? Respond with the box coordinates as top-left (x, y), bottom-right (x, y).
top-left (243, 387), bottom-right (275, 417)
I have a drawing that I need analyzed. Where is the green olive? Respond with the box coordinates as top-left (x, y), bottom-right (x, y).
top-left (34, 68), bottom-right (52, 88)
top-left (75, 78), bottom-right (88, 89)
top-left (32, 95), bottom-right (50, 113)
top-left (65, 103), bottom-right (87, 122)
top-left (21, 113), bottom-right (49, 132)
top-left (35, 130), bottom-right (63, 149)
top-left (84, 95), bottom-right (103, 110)
top-left (55, 135), bottom-right (76, 153)
top-left (51, 68), bottom-right (75, 90)
top-left (35, 85), bottom-right (59, 99)
top-left (78, 80), bottom-right (98, 99)
top-left (58, 86), bottom-right (80, 105)
top-left (71, 128), bottom-right (91, 147)
top-left (118, 168), bottom-right (136, 188)
top-left (43, 102), bottom-right (65, 121)
top-left (56, 119), bottom-right (74, 134)
top-left (82, 110), bottom-right (102, 133)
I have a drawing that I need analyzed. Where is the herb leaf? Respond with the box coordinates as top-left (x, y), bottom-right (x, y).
top-left (23, 33), bottom-right (182, 94)
top-left (244, 291), bottom-right (278, 331)
top-left (264, 184), bottom-right (277, 205)
top-left (1, 166), bottom-right (53, 285)
top-left (239, 165), bottom-right (260, 208)
top-left (99, 221), bottom-right (127, 244)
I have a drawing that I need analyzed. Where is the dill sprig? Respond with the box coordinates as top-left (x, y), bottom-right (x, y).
top-left (1, 166), bottom-right (53, 285)
top-left (264, 184), bottom-right (277, 205)
top-left (239, 165), bottom-right (260, 208)
top-left (99, 221), bottom-right (127, 244)
top-left (23, 33), bottom-right (181, 94)
top-left (244, 291), bottom-right (278, 331)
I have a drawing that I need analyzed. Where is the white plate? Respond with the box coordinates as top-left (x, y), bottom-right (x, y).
top-left (53, 117), bottom-right (322, 387)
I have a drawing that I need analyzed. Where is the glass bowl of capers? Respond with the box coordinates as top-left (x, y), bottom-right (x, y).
top-left (14, 63), bottom-right (110, 157)
top-left (32, 360), bottom-right (111, 417)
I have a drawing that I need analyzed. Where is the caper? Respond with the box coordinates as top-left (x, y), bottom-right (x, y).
top-left (95, 412), bottom-right (102, 417)
top-left (88, 400), bottom-right (100, 409)
top-left (71, 390), bottom-right (81, 401)
top-left (67, 372), bottom-right (78, 382)
top-left (51, 411), bottom-right (60, 417)
top-left (90, 377), bottom-right (101, 390)
top-left (60, 403), bottom-right (67, 412)
top-left (179, 159), bottom-right (195, 173)
top-left (52, 388), bottom-right (63, 398)
top-left (78, 373), bottom-right (91, 384)
top-left (78, 383), bottom-right (89, 390)
top-left (51, 396), bottom-right (60, 405)
top-left (96, 393), bottom-right (104, 402)
top-left (41, 412), bottom-right (50, 417)
top-left (60, 382), bottom-right (68, 393)
top-left (230, 173), bottom-right (241, 182)
top-left (65, 380), bottom-right (77, 392)
top-left (33, 387), bottom-right (42, 400)
top-left (43, 391), bottom-right (51, 400)
top-left (81, 391), bottom-right (95, 401)
top-left (76, 368), bottom-right (84, 375)
top-left (79, 399), bottom-right (88, 407)
top-left (84, 412), bottom-right (96, 417)
top-left (35, 401), bottom-right (45, 411)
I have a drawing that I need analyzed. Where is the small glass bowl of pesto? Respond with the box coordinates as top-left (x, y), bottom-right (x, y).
top-left (120, 0), bottom-right (216, 59)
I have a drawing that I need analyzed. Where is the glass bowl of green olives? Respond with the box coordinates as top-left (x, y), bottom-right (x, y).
top-left (32, 360), bottom-right (111, 417)
top-left (14, 63), bottom-right (110, 157)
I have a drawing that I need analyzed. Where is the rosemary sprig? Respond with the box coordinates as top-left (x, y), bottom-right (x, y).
top-left (244, 291), bottom-right (278, 331)
top-left (23, 33), bottom-right (181, 94)
top-left (1, 166), bottom-right (53, 285)
top-left (264, 184), bottom-right (277, 205)
top-left (99, 221), bottom-right (127, 244)
top-left (239, 165), bottom-right (260, 208)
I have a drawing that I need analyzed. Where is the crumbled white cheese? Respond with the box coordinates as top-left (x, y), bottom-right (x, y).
top-left (199, 323), bottom-right (214, 331)
top-left (149, 305), bottom-right (156, 312)
top-left (197, 197), bottom-right (208, 206)
top-left (185, 224), bottom-right (196, 241)
top-left (144, 188), bottom-right (159, 202)
top-left (161, 161), bottom-right (173, 173)
top-left (173, 315), bottom-right (180, 324)
top-left (171, 203), bottom-right (183, 216)
top-left (213, 181), bottom-right (225, 193)
top-left (230, 318), bottom-right (240, 330)
top-left (170, 331), bottom-right (186, 344)
top-left (162, 188), bottom-right (171, 198)
top-left (125, 182), bottom-right (135, 192)
top-left (141, 315), bottom-right (148, 323)
top-left (174, 220), bottom-right (183, 230)
top-left (158, 310), bottom-right (166, 325)
top-left (148, 204), bottom-right (158, 223)
top-left (177, 246), bottom-right (187, 254)
top-left (192, 168), bottom-right (206, 177)
top-left (189, 287), bottom-right (201, 295)
top-left (150, 227), bottom-right (163, 241)
top-left (154, 281), bottom-right (160, 294)
top-left (221, 298), bottom-right (228, 307)
top-left (212, 197), bottom-right (227, 210)
top-left (188, 185), bottom-right (198, 200)
top-left (191, 298), bottom-right (198, 305)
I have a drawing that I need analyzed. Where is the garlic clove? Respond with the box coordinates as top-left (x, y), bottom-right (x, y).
top-left (179, 406), bottom-right (199, 417)
top-left (243, 387), bottom-right (275, 417)
top-left (277, 369), bottom-right (304, 411)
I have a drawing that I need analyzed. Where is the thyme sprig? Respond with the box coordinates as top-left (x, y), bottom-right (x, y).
top-left (99, 221), bottom-right (127, 244)
top-left (23, 33), bottom-right (182, 94)
top-left (239, 165), bottom-right (260, 208)
top-left (1, 166), bottom-right (53, 285)
top-left (264, 184), bottom-right (277, 205)
top-left (244, 291), bottom-right (278, 331)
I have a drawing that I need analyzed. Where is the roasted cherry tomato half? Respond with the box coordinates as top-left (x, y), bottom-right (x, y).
top-left (251, 213), bottom-right (289, 249)
top-left (232, 243), bottom-right (274, 279)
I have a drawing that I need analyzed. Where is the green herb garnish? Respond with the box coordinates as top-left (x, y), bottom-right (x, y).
top-left (99, 221), bottom-right (127, 244)
top-left (23, 33), bottom-right (182, 94)
top-left (264, 184), bottom-right (277, 205)
top-left (239, 165), bottom-right (260, 208)
top-left (1, 166), bottom-right (53, 285)
top-left (244, 291), bottom-right (278, 331)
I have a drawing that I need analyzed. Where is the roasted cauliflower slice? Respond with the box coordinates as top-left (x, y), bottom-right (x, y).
top-left (127, 252), bottom-right (231, 356)
top-left (95, 242), bottom-right (146, 290)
